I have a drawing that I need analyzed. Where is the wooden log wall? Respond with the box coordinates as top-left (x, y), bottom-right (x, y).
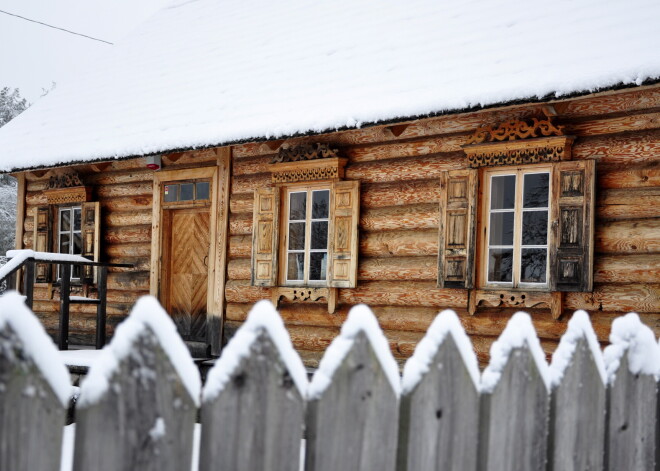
top-left (225, 85), bottom-right (660, 367)
top-left (15, 85), bottom-right (660, 363)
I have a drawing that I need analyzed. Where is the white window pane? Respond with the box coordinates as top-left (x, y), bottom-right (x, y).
top-left (73, 208), bottom-right (82, 231)
top-left (180, 183), bottom-right (194, 201)
top-left (59, 234), bottom-right (70, 253)
top-left (312, 190), bottom-right (330, 219)
top-left (73, 233), bottom-right (83, 255)
top-left (522, 211), bottom-right (548, 245)
top-left (196, 182), bottom-right (210, 200)
top-left (60, 210), bottom-right (70, 232)
top-left (521, 249), bottom-right (547, 283)
top-left (491, 175), bottom-right (516, 209)
top-left (288, 222), bottom-right (305, 250)
top-left (287, 253), bottom-right (304, 281)
top-left (311, 221), bottom-right (328, 250)
top-left (489, 212), bottom-right (514, 246)
top-left (523, 173), bottom-right (549, 208)
top-left (488, 248), bottom-right (513, 282)
top-left (164, 184), bottom-right (178, 202)
top-left (289, 192), bottom-right (306, 220)
top-left (309, 253), bottom-right (327, 281)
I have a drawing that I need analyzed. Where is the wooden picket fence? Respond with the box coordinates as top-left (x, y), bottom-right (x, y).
top-left (0, 293), bottom-right (659, 471)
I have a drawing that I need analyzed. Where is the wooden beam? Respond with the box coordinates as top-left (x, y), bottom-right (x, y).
top-left (90, 162), bottom-right (112, 172)
top-left (385, 123), bottom-right (411, 137)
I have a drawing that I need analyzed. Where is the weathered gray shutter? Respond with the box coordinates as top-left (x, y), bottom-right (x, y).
top-left (33, 206), bottom-right (52, 282)
top-left (437, 169), bottom-right (478, 289)
top-left (81, 202), bottom-right (100, 283)
top-left (550, 160), bottom-right (595, 292)
top-left (251, 187), bottom-right (279, 287)
top-left (328, 180), bottom-right (360, 288)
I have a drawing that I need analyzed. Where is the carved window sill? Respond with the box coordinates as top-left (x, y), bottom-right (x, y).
top-left (469, 289), bottom-right (563, 319)
top-left (272, 287), bottom-right (338, 314)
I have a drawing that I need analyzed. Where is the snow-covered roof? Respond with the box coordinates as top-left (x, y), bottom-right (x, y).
top-left (1, 0), bottom-right (659, 172)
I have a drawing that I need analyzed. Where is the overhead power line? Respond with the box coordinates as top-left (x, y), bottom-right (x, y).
top-left (0, 9), bottom-right (114, 45)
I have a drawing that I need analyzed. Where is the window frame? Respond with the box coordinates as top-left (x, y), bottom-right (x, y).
top-left (479, 163), bottom-right (553, 291)
top-left (56, 205), bottom-right (83, 281)
top-left (279, 182), bottom-right (331, 287)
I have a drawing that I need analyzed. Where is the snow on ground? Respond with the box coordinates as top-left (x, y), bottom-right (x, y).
top-left (78, 296), bottom-right (201, 407)
top-left (308, 304), bottom-right (400, 400)
top-left (203, 299), bottom-right (307, 402)
top-left (402, 309), bottom-right (480, 394)
top-left (0, 0), bottom-right (659, 171)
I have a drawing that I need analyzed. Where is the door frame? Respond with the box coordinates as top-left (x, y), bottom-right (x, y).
top-left (150, 166), bottom-right (219, 325)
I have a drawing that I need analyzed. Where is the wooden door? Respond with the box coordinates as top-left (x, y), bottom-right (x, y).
top-left (162, 207), bottom-right (210, 342)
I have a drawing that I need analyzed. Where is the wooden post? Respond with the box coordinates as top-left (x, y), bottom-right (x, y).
top-left (59, 264), bottom-right (71, 350)
top-left (548, 338), bottom-right (606, 471)
top-left (305, 331), bottom-right (399, 471)
top-left (95, 266), bottom-right (108, 348)
top-left (606, 352), bottom-right (658, 470)
top-left (74, 326), bottom-right (198, 471)
top-left (23, 260), bottom-right (35, 309)
top-left (0, 303), bottom-right (67, 470)
top-left (397, 334), bottom-right (479, 471)
top-left (199, 330), bottom-right (305, 471)
top-left (478, 346), bottom-right (549, 471)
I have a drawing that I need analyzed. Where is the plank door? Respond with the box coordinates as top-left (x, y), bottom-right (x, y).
top-left (162, 207), bottom-right (210, 342)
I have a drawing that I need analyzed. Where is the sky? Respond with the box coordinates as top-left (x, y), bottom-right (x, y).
top-left (0, 0), bottom-right (171, 103)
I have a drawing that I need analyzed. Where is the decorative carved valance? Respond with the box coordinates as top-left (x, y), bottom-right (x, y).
top-left (271, 143), bottom-right (340, 164)
top-left (469, 289), bottom-right (563, 320)
top-left (272, 287), bottom-right (337, 314)
top-left (269, 143), bottom-right (347, 184)
top-left (44, 172), bottom-right (91, 204)
top-left (463, 118), bottom-right (574, 168)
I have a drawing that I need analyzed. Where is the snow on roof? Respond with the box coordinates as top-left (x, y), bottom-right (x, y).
top-left (481, 311), bottom-right (550, 394)
top-left (309, 304), bottom-right (400, 400)
top-left (0, 292), bottom-right (71, 407)
top-left (78, 296), bottom-right (201, 407)
top-left (1, 0), bottom-right (659, 172)
top-left (202, 300), bottom-right (308, 402)
top-left (401, 309), bottom-right (479, 395)
top-left (603, 312), bottom-right (660, 383)
top-left (548, 310), bottom-right (606, 388)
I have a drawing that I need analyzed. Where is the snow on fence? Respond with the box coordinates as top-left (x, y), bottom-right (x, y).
top-left (1, 294), bottom-right (659, 471)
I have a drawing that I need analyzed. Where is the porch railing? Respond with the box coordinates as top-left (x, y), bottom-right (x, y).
top-left (0, 249), bottom-right (132, 350)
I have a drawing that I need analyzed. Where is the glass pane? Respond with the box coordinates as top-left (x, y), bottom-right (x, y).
top-left (523, 173), bottom-right (549, 208)
top-left (488, 248), bottom-right (513, 282)
top-left (311, 221), bottom-right (328, 249)
top-left (289, 192), bottom-right (306, 220)
top-left (288, 222), bottom-right (305, 250)
top-left (309, 252), bottom-right (327, 281)
top-left (180, 183), bottom-right (194, 201)
top-left (73, 208), bottom-right (82, 231)
top-left (73, 233), bottom-right (83, 255)
top-left (312, 190), bottom-right (330, 219)
top-left (196, 182), bottom-right (210, 200)
top-left (287, 253), bottom-right (304, 281)
top-left (59, 234), bottom-right (70, 253)
top-left (163, 184), bottom-right (178, 203)
top-left (521, 248), bottom-right (547, 283)
top-left (489, 212), bottom-right (514, 246)
top-left (522, 210), bottom-right (548, 245)
top-left (490, 175), bottom-right (516, 210)
top-left (60, 210), bottom-right (70, 232)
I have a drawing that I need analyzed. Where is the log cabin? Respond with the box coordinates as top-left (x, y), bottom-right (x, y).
top-left (0, 0), bottom-right (658, 366)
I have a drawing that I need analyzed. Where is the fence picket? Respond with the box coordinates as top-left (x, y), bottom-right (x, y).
top-left (548, 312), bottom-right (607, 471)
top-left (73, 297), bottom-right (199, 471)
top-left (306, 306), bottom-right (400, 471)
top-left (0, 293), bottom-right (69, 471)
top-left (478, 313), bottom-right (549, 471)
top-left (199, 301), bottom-right (306, 471)
top-left (397, 311), bottom-right (479, 471)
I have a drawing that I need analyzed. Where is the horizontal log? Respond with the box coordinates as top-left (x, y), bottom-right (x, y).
top-left (594, 254), bottom-right (660, 284)
top-left (103, 210), bottom-right (153, 228)
top-left (559, 87), bottom-right (660, 118)
top-left (360, 229), bottom-right (438, 256)
top-left (100, 195), bottom-right (153, 211)
top-left (107, 271), bottom-right (150, 291)
top-left (105, 243), bottom-right (151, 258)
top-left (228, 235), bottom-right (252, 258)
top-left (232, 173), bottom-right (271, 194)
top-left (597, 187), bottom-right (660, 220)
top-left (227, 258), bottom-right (250, 280)
top-left (362, 179), bottom-right (441, 208)
top-left (565, 111), bottom-right (660, 137)
top-left (32, 300), bottom-right (132, 318)
top-left (361, 203), bottom-right (439, 232)
top-left (598, 165), bottom-right (660, 189)
top-left (343, 135), bottom-right (468, 163)
top-left (345, 153), bottom-right (464, 183)
top-left (572, 129), bottom-right (660, 165)
top-left (232, 154), bottom-right (273, 176)
top-left (85, 169), bottom-right (154, 186)
top-left (229, 212), bottom-right (252, 236)
top-left (225, 280), bottom-right (271, 304)
top-left (32, 287), bottom-right (148, 305)
top-left (339, 280), bottom-right (466, 308)
top-left (565, 283), bottom-right (660, 313)
top-left (104, 225), bottom-right (152, 245)
top-left (95, 182), bottom-right (152, 198)
top-left (229, 193), bottom-right (252, 214)
top-left (596, 219), bottom-right (660, 254)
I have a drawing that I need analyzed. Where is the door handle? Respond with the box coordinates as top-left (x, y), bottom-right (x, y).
top-left (203, 255), bottom-right (209, 267)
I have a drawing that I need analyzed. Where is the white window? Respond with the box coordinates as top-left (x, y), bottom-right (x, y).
top-left (284, 187), bottom-right (330, 285)
top-left (58, 206), bottom-right (83, 280)
top-left (484, 168), bottom-right (550, 288)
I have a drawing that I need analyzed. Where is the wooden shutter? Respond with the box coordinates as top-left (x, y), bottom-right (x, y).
top-left (251, 187), bottom-right (280, 287)
top-left (550, 160), bottom-right (595, 292)
top-left (437, 169), bottom-right (478, 289)
top-left (328, 180), bottom-right (360, 288)
top-left (33, 206), bottom-right (52, 282)
top-left (81, 202), bottom-right (101, 283)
